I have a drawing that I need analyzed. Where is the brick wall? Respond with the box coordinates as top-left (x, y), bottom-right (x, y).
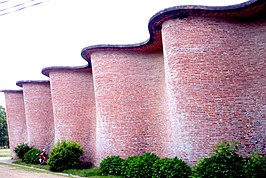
top-left (2, 90), bottom-right (27, 158)
top-left (91, 51), bottom-right (174, 165)
top-left (2, 0), bottom-right (266, 166)
top-left (18, 81), bottom-right (54, 152)
top-left (162, 17), bottom-right (266, 163)
top-left (48, 68), bottom-right (96, 164)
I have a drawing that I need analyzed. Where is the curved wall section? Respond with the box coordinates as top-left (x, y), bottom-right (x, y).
top-left (162, 17), bottom-right (266, 163)
top-left (0, 90), bottom-right (27, 158)
top-left (91, 51), bottom-right (173, 165)
top-left (43, 67), bottom-right (96, 164)
top-left (17, 81), bottom-right (54, 152)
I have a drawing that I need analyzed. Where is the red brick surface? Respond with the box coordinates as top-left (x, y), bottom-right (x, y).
top-left (3, 91), bottom-right (27, 158)
top-left (162, 17), bottom-right (266, 163)
top-left (48, 69), bottom-right (96, 164)
top-left (2, 1), bottom-right (266, 166)
top-left (20, 82), bottom-right (54, 152)
top-left (91, 51), bottom-right (173, 165)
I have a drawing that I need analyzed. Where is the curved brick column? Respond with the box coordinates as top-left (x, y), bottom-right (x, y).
top-left (42, 66), bottom-right (96, 164)
top-left (91, 51), bottom-right (172, 165)
top-left (16, 81), bottom-right (54, 152)
top-left (162, 17), bottom-right (266, 163)
top-left (0, 90), bottom-right (27, 158)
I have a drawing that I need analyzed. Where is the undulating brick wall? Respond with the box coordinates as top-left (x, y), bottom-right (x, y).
top-left (2, 0), bottom-right (265, 166)
top-left (16, 81), bottom-right (54, 152)
top-left (91, 51), bottom-right (173, 165)
top-left (162, 17), bottom-right (266, 163)
top-left (43, 67), bottom-right (96, 164)
top-left (1, 90), bottom-right (27, 158)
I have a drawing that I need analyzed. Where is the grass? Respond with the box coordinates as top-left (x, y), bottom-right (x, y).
top-left (63, 167), bottom-right (101, 177)
top-left (14, 160), bottom-right (122, 178)
top-left (13, 160), bottom-right (50, 170)
top-left (0, 149), bottom-right (11, 157)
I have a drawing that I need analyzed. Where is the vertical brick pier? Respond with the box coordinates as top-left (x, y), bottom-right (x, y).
top-left (90, 51), bottom-right (173, 165)
top-left (161, 14), bottom-right (266, 163)
top-left (0, 90), bottom-right (27, 158)
top-left (16, 80), bottom-right (54, 152)
top-left (42, 66), bottom-right (96, 165)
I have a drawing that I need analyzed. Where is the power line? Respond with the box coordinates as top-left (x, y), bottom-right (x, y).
top-left (0, 0), bottom-right (12, 4)
top-left (0, 0), bottom-right (49, 17)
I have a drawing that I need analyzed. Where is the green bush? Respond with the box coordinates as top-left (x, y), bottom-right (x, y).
top-left (100, 155), bottom-right (124, 176)
top-left (242, 152), bottom-right (266, 178)
top-left (23, 148), bottom-right (41, 164)
top-left (121, 152), bottom-right (160, 178)
top-left (192, 141), bottom-right (245, 178)
top-left (48, 140), bottom-right (84, 172)
top-left (14, 143), bottom-right (31, 159)
top-left (152, 157), bottom-right (192, 178)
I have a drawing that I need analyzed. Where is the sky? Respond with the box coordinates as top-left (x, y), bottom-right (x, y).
top-left (0, 0), bottom-right (247, 107)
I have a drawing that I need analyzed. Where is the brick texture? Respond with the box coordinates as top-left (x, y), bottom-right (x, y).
top-left (19, 81), bottom-right (54, 152)
top-left (91, 51), bottom-right (173, 165)
top-left (2, 90), bottom-right (27, 158)
top-left (162, 17), bottom-right (266, 163)
top-left (48, 68), bottom-right (96, 164)
top-left (2, 0), bottom-right (266, 166)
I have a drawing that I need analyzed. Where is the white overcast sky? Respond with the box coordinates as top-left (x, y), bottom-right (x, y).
top-left (0, 0), bottom-right (247, 107)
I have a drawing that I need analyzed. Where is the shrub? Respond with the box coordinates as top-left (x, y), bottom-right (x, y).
top-left (121, 152), bottom-right (160, 178)
top-left (242, 152), bottom-right (266, 178)
top-left (100, 155), bottom-right (124, 176)
top-left (152, 157), bottom-right (192, 178)
top-left (192, 141), bottom-right (245, 178)
top-left (48, 140), bottom-right (84, 172)
top-left (14, 143), bottom-right (31, 159)
top-left (23, 148), bottom-right (41, 164)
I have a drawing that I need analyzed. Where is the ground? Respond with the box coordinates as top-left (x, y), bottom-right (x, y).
top-left (0, 157), bottom-right (80, 178)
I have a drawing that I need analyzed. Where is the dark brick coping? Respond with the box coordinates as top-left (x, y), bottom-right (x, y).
top-left (0, 89), bottom-right (23, 93)
top-left (81, 0), bottom-right (266, 65)
top-left (16, 80), bottom-right (50, 88)
top-left (42, 64), bottom-right (91, 77)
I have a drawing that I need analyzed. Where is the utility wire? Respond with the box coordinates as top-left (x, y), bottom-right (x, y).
top-left (0, 0), bottom-right (12, 4)
top-left (0, 0), bottom-right (49, 17)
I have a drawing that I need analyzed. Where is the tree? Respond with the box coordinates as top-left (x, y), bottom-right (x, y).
top-left (0, 105), bottom-right (9, 148)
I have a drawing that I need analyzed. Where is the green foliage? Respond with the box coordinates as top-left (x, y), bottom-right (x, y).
top-left (63, 167), bottom-right (102, 177)
top-left (23, 148), bottom-right (41, 164)
top-left (14, 143), bottom-right (31, 159)
top-left (121, 152), bottom-right (160, 178)
top-left (0, 149), bottom-right (11, 157)
top-left (192, 141), bottom-right (244, 178)
top-left (0, 105), bottom-right (9, 148)
top-left (152, 157), bottom-right (192, 178)
top-left (48, 140), bottom-right (84, 172)
top-left (14, 160), bottom-right (50, 170)
top-left (242, 152), bottom-right (266, 178)
top-left (100, 155), bottom-right (124, 176)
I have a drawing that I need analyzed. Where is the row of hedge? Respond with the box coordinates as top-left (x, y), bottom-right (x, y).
top-left (13, 141), bottom-right (85, 172)
top-left (100, 142), bottom-right (266, 178)
top-left (13, 143), bottom-right (42, 164)
top-left (14, 141), bottom-right (266, 177)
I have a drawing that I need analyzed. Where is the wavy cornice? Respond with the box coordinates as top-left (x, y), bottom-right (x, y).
top-left (42, 64), bottom-right (91, 77)
top-left (16, 80), bottom-right (50, 88)
top-left (81, 0), bottom-right (266, 65)
top-left (0, 89), bottom-right (23, 93)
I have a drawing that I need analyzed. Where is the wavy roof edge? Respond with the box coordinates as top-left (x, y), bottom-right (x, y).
top-left (81, 0), bottom-right (266, 65)
top-left (42, 64), bottom-right (90, 77)
top-left (16, 80), bottom-right (50, 88)
top-left (0, 89), bottom-right (23, 93)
